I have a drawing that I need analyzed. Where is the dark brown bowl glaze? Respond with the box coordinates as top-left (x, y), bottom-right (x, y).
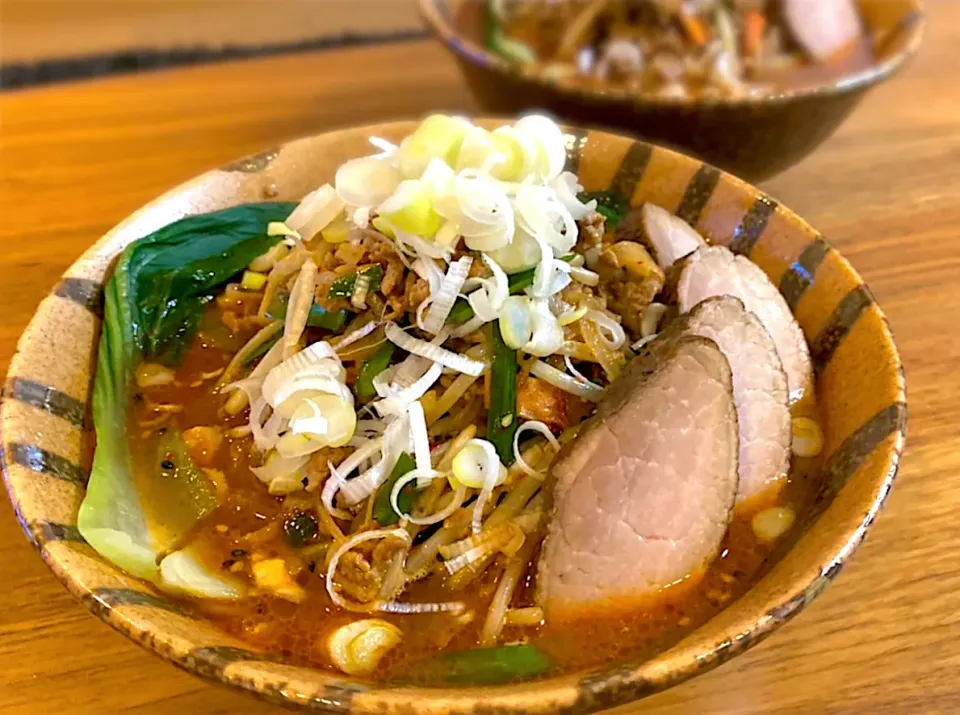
top-left (420, 0), bottom-right (925, 181)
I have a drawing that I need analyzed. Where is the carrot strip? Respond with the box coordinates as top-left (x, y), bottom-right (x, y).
top-left (679, 13), bottom-right (709, 48)
top-left (744, 10), bottom-right (767, 59)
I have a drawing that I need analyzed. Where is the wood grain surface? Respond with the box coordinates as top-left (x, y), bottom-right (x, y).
top-left (0, 0), bottom-right (422, 63)
top-left (1, 5), bottom-right (959, 714)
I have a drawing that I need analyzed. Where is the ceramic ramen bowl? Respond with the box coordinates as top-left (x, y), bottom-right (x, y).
top-left (1, 121), bottom-right (906, 714)
top-left (419, 0), bottom-right (926, 181)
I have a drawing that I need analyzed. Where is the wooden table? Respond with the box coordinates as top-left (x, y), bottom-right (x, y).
top-left (0, 0), bottom-right (421, 64)
top-left (2, 6), bottom-right (959, 714)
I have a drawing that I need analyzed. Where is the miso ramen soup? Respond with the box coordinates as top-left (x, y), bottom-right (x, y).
top-left (80, 114), bottom-right (825, 685)
top-left (474, 0), bottom-right (880, 99)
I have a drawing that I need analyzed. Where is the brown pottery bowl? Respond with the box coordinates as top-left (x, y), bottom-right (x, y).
top-left (1, 121), bottom-right (905, 713)
top-left (420, 0), bottom-right (925, 181)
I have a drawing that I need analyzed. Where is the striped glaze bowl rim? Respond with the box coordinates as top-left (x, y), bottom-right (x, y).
top-left (1, 121), bottom-right (906, 714)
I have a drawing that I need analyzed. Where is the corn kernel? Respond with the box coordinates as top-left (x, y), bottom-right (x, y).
top-left (752, 506), bottom-right (796, 543)
top-left (328, 619), bottom-right (402, 676)
top-left (240, 271), bottom-right (267, 291)
top-left (321, 218), bottom-right (353, 244)
top-left (792, 417), bottom-right (824, 458)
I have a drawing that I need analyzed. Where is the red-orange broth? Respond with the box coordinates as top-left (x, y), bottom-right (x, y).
top-left (128, 308), bottom-right (824, 684)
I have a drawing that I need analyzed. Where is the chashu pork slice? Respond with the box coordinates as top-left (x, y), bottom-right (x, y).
top-left (665, 297), bottom-right (791, 503)
top-left (677, 245), bottom-right (813, 402)
top-left (784, 0), bottom-right (862, 62)
top-left (613, 203), bottom-right (706, 271)
top-left (538, 336), bottom-right (738, 619)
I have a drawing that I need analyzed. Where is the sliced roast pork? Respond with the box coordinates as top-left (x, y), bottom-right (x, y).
top-left (614, 203), bottom-right (706, 271)
top-left (538, 336), bottom-right (738, 618)
top-left (677, 245), bottom-right (813, 402)
top-left (784, 0), bottom-right (862, 62)
top-left (666, 297), bottom-right (791, 503)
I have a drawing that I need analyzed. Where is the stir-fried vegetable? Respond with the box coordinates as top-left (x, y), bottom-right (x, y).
top-left (486, 321), bottom-right (519, 464)
top-left (266, 291), bottom-right (349, 332)
top-left (423, 257), bottom-right (474, 334)
top-left (136, 204), bottom-right (296, 363)
top-left (506, 254), bottom-right (577, 295)
top-left (283, 259), bottom-right (319, 358)
top-left (148, 428), bottom-right (219, 550)
top-left (578, 190), bottom-right (628, 228)
top-left (415, 644), bottom-right (552, 685)
top-left (328, 265), bottom-right (384, 299)
top-left (78, 202), bottom-right (294, 581)
top-left (250, 342), bottom-right (357, 476)
top-left (283, 512), bottom-right (320, 548)
top-left (240, 334), bottom-right (281, 366)
top-left (481, 524), bottom-right (542, 645)
top-left (160, 549), bottom-right (243, 599)
top-left (373, 453), bottom-right (417, 526)
top-left (448, 255), bottom-right (576, 326)
top-left (485, 0), bottom-right (869, 99)
top-left (267, 293), bottom-right (350, 332)
top-left (483, 0), bottom-right (536, 65)
top-left (355, 342), bottom-right (396, 400)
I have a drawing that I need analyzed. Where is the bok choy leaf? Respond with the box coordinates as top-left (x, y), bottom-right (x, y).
top-left (78, 202), bottom-right (295, 584)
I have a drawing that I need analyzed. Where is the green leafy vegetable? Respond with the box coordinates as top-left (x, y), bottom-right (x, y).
top-left (595, 205), bottom-right (621, 226)
top-left (283, 513), bottom-right (320, 548)
top-left (123, 203), bottom-right (295, 364)
top-left (150, 428), bottom-right (219, 552)
top-left (483, 0), bottom-right (536, 65)
top-left (308, 307), bottom-right (349, 331)
top-left (486, 321), bottom-right (518, 465)
top-left (373, 453), bottom-right (417, 526)
top-left (159, 548), bottom-right (243, 599)
top-left (240, 334), bottom-right (281, 366)
top-left (265, 292), bottom-right (349, 331)
top-left (264, 292), bottom-right (289, 319)
top-left (579, 190), bottom-right (629, 229)
top-left (449, 255), bottom-right (576, 326)
top-left (448, 297), bottom-right (474, 326)
top-left (417, 644), bottom-right (552, 685)
top-left (78, 202), bottom-right (295, 582)
top-left (328, 265), bottom-right (384, 299)
top-left (355, 342), bottom-right (395, 400)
